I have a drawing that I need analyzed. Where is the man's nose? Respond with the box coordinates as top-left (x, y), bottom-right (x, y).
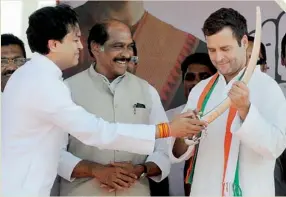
top-left (215, 52), bottom-right (224, 62)
top-left (121, 49), bottom-right (132, 58)
top-left (78, 40), bottom-right (84, 50)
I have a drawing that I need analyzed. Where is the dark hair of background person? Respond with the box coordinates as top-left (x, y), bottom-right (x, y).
top-left (181, 53), bottom-right (217, 82)
top-left (282, 33), bottom-right (286, 59)
top-left (247, 35), bottom-right (267, 64)
top-left (1, 33), bottom-right (26, 58)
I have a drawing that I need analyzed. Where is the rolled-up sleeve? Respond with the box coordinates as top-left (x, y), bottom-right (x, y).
top-left (58, 132), bottom-right (82, 181)
top-left (146, 85), bottom-right (171, 181)
top-left (146, 139), bottom-right (170, 182)
top-left (33, 77), bottom-right (156, 155)
top-left (167, 87), bottom-right (201, 163)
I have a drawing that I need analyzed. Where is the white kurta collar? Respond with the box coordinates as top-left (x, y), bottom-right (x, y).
top-left (218, 66), bottom-right (247, 85)
top-left (88, 63), bottom-right (126, 94)
top-left (31, 52), bottom-right (63, 79)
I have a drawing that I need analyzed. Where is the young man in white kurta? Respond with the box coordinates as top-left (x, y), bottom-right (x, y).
top-left (170, 8), bottom-right (286, 196)
top-left (172, 67), bottom-right (286, 196)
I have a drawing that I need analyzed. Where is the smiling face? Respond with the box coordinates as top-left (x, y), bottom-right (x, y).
top-left (206, 27), bottom-right (248, 82)
top-left (93, 21), bottom-right (134, 80)
top-left (48, 24), bottom-right (83, 70)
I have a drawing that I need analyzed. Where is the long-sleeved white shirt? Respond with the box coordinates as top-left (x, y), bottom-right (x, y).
top-left (170, 67), bottom-right (286, 196)
top-left (166, 104), bottom-right (186, 196)
top-left (58, 67), bottom-right (170, 183)
top-left (1, 53), bottom-right (157, 197)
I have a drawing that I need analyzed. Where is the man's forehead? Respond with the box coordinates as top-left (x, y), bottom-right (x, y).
top-left (1, 45), bottom-right (24, 58)
top-left (107, 22), bottom-right (132, 43)
top-left (206, 30), bottom-right (238, 45)
top-left (107, 32), bottom-right (133, 44)
top-left (68, 24), bottom-right (81, 36)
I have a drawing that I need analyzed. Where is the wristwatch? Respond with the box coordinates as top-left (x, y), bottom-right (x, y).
top-left (139, 164), bottom-right (147, 179)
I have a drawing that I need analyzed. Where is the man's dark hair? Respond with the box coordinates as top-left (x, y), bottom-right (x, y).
top-left (132, 40), bottom-right (137, 57)
top-left (26, 4), bottom-right (78, 54)
top-left (282, 33), bottom-right (286, 58)
top-left (181, 53), bottom-right (217, 81)
top-left (87, 19), bottom-right (131, 57)
top-left (248, 35), bottom-right (267, 63)
top-left (202, 8), bottom-right (248, 46)
top-left (1, 34), bottom-right (26, 58)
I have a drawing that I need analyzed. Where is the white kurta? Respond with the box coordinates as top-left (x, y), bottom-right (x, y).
top-left (166, 104), bottom-right (186, 196)
top-left (170, 67), bottom-right (286, 196)
top-left (166, 104), bottom-right (186, 121)
top-left (1, 53), bottom-right (157, 197)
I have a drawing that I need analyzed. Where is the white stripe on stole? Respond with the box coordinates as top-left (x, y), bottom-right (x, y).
top-left (224, 112), bottom-right (241, 196)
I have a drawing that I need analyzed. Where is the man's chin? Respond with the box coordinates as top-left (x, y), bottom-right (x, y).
top-left (70, 60), bottom-right (79, 67)
top-left (218, 70), bottom-right (229, 76)
top-left (115, 66), bottom-right (127, 73)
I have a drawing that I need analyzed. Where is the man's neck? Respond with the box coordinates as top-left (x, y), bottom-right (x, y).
top-left (223, 66), bottom-right (246, 84)
top-left (45, 54), bottom-right (64, 70)
top-left (93, 63), bottom-right (124, 83)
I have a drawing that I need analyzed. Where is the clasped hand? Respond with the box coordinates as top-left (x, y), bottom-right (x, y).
top-left (93, 161), bottom-right (141, 192)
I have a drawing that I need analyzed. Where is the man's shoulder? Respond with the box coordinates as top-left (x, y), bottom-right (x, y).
top-left (127, 72), bottom-right (146, 82)
top-left (192, 75), bottom-right (215, 93)
top-left (65, 69), bottom-right (89, 83)
top-left (6, 62), bottom-right (53, 92)
top-left (251, 69), bottom-right (282, 93)
top-left (64, 69), bottom-right (91, 93)
top-left (126, 72), bottom-right (151, 87)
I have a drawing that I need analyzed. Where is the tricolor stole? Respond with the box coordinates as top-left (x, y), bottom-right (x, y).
top-left (185, 72), bottom-right (243, 196)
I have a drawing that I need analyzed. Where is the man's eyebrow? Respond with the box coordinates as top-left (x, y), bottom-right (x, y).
top-left (220, 45), bottom-right (232, 49)
top-left (109, 42), bottom-right (125, 45)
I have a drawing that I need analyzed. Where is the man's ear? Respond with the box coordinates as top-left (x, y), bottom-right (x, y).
top-left (241, 35), bottom-right (248, 49)
top-left (47, 40), bottom-right (61, 53)
top-left (91, 42), bottom-right (103, 55)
